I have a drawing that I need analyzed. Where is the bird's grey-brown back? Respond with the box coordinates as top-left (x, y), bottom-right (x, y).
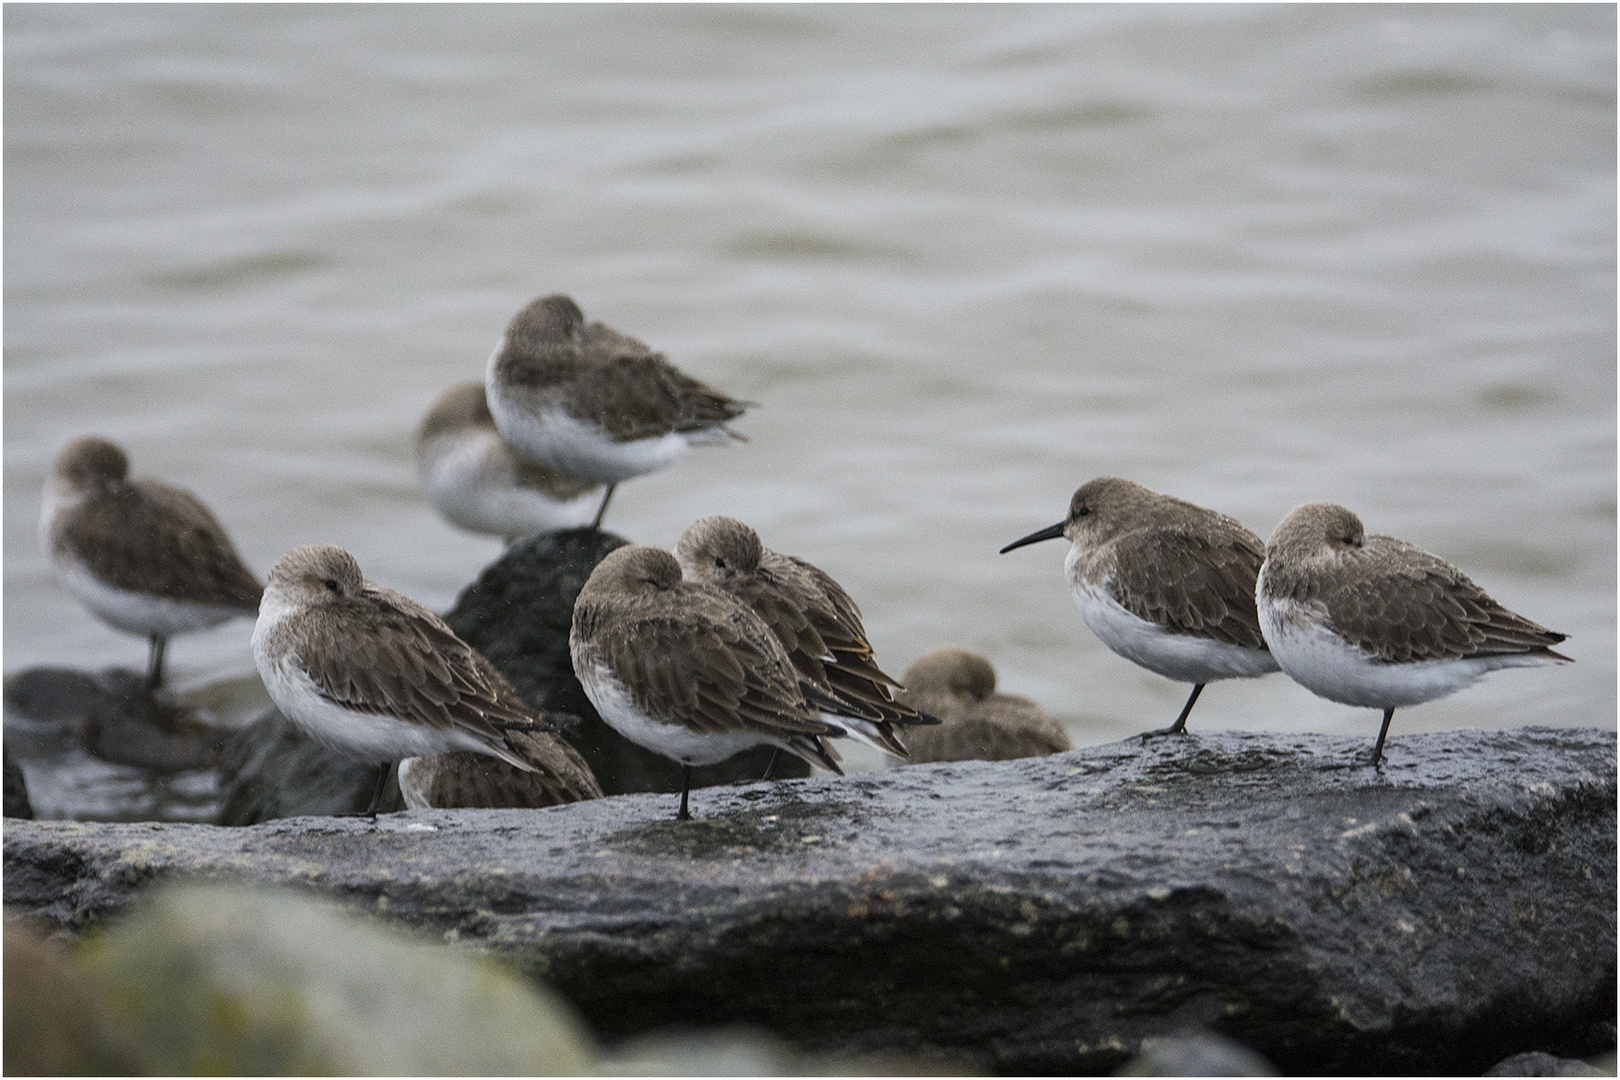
top-left (1063, 477), bottom-right (1270, 650)
top-left (897, 648), bottom-right (1071, 764)
top-left (397, 730), bottom-right (603, 810)
top-left (1261, 503), bottom-right (1571, 664)
top-left (255, 544), bottom-right (540, 744)
top-left (676, 515), bottom-right (924, 741)
top-left (572, 544), bottom-right (833, 742)
top-left (490, 293), bottom-right (747, 443)
top-left (42, 435), bottom-right (262, 611)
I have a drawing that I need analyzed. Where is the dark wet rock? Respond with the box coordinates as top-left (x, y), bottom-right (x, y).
top-left (216, 706), bottom-right (398, 825)
top-left (4, 727), bottom-right (1613, 1075)
top-left (1484, 1051), bottom-right (1610, 1077)
top-left (5, 746), bottom-right (33, 819)
top-left (3, 667), bottom-right (223, 772)
top-left (443, 526), bottom-right (806, 797)
top-left (1116, 1031), bottom-right (1278, 1075)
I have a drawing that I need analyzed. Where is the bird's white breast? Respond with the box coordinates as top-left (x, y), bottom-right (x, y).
top-left (576, 656), bottom-right (773, 766)
top-left (1065, 545), bottom-right (1277, 683)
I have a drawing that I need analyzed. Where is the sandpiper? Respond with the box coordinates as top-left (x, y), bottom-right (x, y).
top-left (1001, 477), bottom-right (1279, 740)
top-left (1257, 502), bottom-right (1572, 766)
top-left (570, 544), bottom-right (844, 820)
top-left (396, 730), bottom-right (603, 810)
top-left (415, 382), bottom-right (602, 543)
top-left (896, 648), bottom-right (1071, 764)
top-left (675, 515), bottom-right (935, 760)
top-left (485, 294), bottom-right (748, 527)
top-left (40, 436), bottom-right (263, 693)
top-left (253, 544), bottom-right (559, 812)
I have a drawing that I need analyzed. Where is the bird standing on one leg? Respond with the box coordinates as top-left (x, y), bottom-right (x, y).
top-left (40, 436), bottom-right (262, 695)
top-left (570, 544), bottom-right (844, 821)
top-left (1256, 502), bottom-right (1571, 767)
top-left (485, 294), bottom-right (748, 529)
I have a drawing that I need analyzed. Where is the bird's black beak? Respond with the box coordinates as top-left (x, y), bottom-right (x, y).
top-left (999, 521), bottom-right (1066, 554)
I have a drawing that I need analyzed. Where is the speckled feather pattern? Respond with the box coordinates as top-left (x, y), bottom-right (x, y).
top-left (256, 547), bottom-right (558, 763)
top-left (397, 730), bottom-right (602, 810)
top-left (1259, 504), bottom-right (1569, 664)
top-left (897, 649), bottom-right (1070, 764)
top-left (675, 516), bottom-right (921, 734)
top-left (571, 545), bottom-right (842, 747)
top-left (490, 295), bottom-right (746, 443)
top-left (44, 437), bottom-right (261, 610)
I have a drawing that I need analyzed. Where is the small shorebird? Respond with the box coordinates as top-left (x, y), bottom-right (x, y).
top-left (1257, 502), bottom-right (1572, 766)
top-left (570, 544), bottom-right (844, 820)
top-left (675, 515), bottom-right (936, 761)
top-left (415, 382), bottom-right (602, 543)
top-left (253, 544), bottom-right (572, 812)
top-left (396, 730), bottom-right (602, 810)
top-left (1001, 477), bottom-right (1279, 740)
top-left (896, 648), bottom-right (1071, 764)
top-left (485, 294), bottom-right (748, 527)
top-left (40, 436), bottom-right (263, 693)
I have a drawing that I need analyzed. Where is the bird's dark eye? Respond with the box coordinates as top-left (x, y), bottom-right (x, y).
top-left (714, 557), bottom-right (726, 570)
top-left (1075, 505), bottom-right (1090, 518)
top-left (320, 577), bottom-right (341, 593)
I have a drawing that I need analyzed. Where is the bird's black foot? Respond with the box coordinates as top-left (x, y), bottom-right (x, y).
top-left (1139, 723), bottom-right (1191, 743)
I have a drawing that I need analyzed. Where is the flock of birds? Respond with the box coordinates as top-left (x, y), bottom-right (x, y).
top-left (38, 294), bottom-right (1571, 821)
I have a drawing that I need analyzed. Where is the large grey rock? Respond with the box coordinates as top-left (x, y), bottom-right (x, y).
top-left (442, 526), bottom-right (805, 796)
top-left (80, 882), bottom-right (593, 1075)
top-left (5, 727), bottom-right (1613, 1075)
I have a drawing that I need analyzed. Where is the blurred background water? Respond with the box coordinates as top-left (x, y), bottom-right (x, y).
top-left (6, 4), bottom-right (1614, 816)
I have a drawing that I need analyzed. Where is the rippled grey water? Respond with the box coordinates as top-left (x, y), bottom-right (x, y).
top-left (6, 5), bottom-right (1614, 814)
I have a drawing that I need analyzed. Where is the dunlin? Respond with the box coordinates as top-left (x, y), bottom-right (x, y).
top-left (896, 648), bottom-right (1071, 764)
top-left (40, 436), bottom-right (262, 693)
top-left (253, 544), bottom-right (561, 812)
top-left (486, 294), bottom-right (748, 527)
top-left (570, 544), bottom-right (843, 820)
top-left (396, 730), bottom-right (603, 810)
top-left (415, 383), bottom-right (602, 543)
top-left (1001, 477), bottom-right (1279, 740)
top-left (675, 516), bottom-right (935, 761)
top-left (1257, 503), bottom-right (1572, 765)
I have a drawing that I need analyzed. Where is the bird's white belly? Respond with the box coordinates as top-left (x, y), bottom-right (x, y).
top-left (420, 431), bottom-right (598, 538)
top-left (577, 660), bottom-right (773, 766)
top-left (50, 556), bottom-right (244, 638)
top-left (487, 377), bottom-right (702, 485)
top-left (1069, 579), bottom-right (1278, 683)
top-left (1257, 597), bottom-right (1553, 709)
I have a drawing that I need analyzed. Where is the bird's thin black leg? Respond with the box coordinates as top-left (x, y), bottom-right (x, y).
top-left (677, 764), bottom-right (693, 821)
top-left (145, 635), bottom-right (168, 694)
top-left (760, 748), bottom-right (780, 781)
top-left (363, 762), bottom-right (393, 817)
top-left (1370, 708), bottom-right (1396, 767)
top-left (592, 485), bottom-right (617, 529)
top-left (1141, 683), bottom-right (1205, 742)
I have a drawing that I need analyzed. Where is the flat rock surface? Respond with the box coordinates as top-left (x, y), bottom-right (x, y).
top-left (5, 727), bottom-right (1614, 1075)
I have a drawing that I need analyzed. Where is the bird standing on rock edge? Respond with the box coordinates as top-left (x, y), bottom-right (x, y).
top-left (1256, 502), bottom-right (1572, 766)
top-left (570, 544), bottom-right (845, 821)
top-left (1001, 477), bottom-right (1279, 741)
